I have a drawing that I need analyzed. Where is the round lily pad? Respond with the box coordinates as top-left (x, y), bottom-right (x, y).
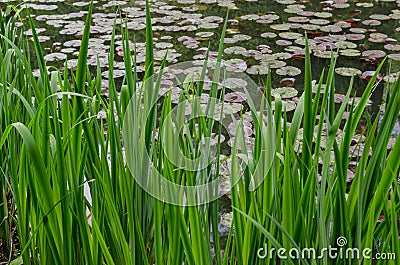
top-left (276, 66), bottom-right (301, 76)
top-left (224, 92), bottom-right (247, 103)
top-left (335, 67), bottom-right (362, 77)
top-left (362, 50), bottom-right (386, 59)
top-left (44, 52), bottom-right (67, 62)
top-left (224, 78), bottom-right (248, 89)
top-left (261, 32), bottom-right (277, 38)
top-left (272, 87), bottom-right (298, 98)
top-left (340, 49), bottom-right (361, 57)
top-left (279, 32), bottom-right (303, 40)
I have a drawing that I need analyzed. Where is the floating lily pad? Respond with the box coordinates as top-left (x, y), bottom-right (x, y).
top-left (335, 41), bottom-right (357, 49)
top-left (335, 67), bottom-right (362, 77)
top-left (224, 46), bottom-right (246, 55)
top-left (270, 24), bottom-right (290, 31)
top-left (276, 66), bottom-right (301, 76)
top-left (272, 87), bottom-right (298, 98)
top-left (362, 50), bottom-right (386, 59)
top-left (388, 54), bottom-right (400, 61)
top-left (221, 212), bottom-right (233, 228)
top-left (276, 39), bottom-right (292, 46)
top-left (224, 92), bottom-right (247, 103)
top-left (340, 49), bottom-right (361, 57)
top-left (362, 19), bottom-right (381, 26)
top-left (279, 32), bottom-right (302, 40)
top-left (345, 33), bottom-right (365, 41)
top-left (384, 44), bottom-right (400, 51)
top-left (261, 32), bottom-right (277, 38)
top-left (369, 14), bottom-right (391, 20)
top-left (228, 121), bottom-right (253, 137)
top-left (44, 52), bottom-right (67, 62)
top-left (246, 65), bottom-right (269, 75)
top-left (359, 71), bottom-right (383, 81)
top-left (280, 77), bottom-right (296, 87)
top-left (320, 25), bottom-right (342, 33)
top-left (224, 78), bottom-right (248, 89)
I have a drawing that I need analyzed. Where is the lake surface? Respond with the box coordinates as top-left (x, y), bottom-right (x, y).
top-left (6, 0), bottom-right (400, 89)
top-left (6, 0), bottom-right (399, 133)
top-left (4, 0), bottom-right (400, 247)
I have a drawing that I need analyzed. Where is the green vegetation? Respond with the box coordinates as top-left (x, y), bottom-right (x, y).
top-left (1, 1), bottom-right (399, 264)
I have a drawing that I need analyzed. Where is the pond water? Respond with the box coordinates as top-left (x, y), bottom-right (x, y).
top-left (4, 0), bottom-right (400, 250)
top-left (6, 0), bottom-right (400, 93)
top-left (6, 0), bottom-right (399, 135)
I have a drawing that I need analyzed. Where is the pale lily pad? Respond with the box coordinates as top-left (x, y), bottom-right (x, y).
top-left (270, 24), bottom-right (290, 31)
top-left (261, 32), bottom-right (277, 38)
top-left (276, 66), bottom-right (301, 76)
top-left (320, 25), bottom-right (342, 33)
top-left (384, 44), bottom-right (400, 51)
top-left (228, 121), bottom-right (253, 137)
top-left (221, 212), bottom-right (233, 228)
top-left (224, 92), bottom-right (247, 103)
top-left (369, 14), bottom-right (391, 20)
top-left (345, 34), bottom-right (365, 41)
top-left (335, 67), bottom-right (362, 77)
top-left (272, 100), bottom-right (296, 112)
top-left (340, 49), bottom-right (361, 57)
top-left (224, 78), bottom-right (248, 89)
top-left (362, 19), bottom-right (381, 26)
top-left (44, 52), bottom-right (67, 62)
top-left (335, 41), bottom-right (357, 49)
top-left (279, 32), bottom-right (302, 40)
top-left (362, 50), bottom-right (386, 59)
top-left (246, 65), bottom-right (269, 75)
top-left (279, 77), bottom-right (296, 87)
top-left (272, 87), bottom-right (298, 99)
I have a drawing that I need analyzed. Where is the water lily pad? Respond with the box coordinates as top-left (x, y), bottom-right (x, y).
top-left (320, 25), bottom-right (342, 33)
top-left (362, 19), bottom-right (381, 26)
top-left (276, 39), bottom-right (292, 46)
top-left (340, 49), bottom-right (361, 57)
top-left (359, 71), bottom-right (383, 81)
top-left (335, 41), bottom-right (357, 49)
top-left (280, 77), bottom-right (296, 87)
top-left (224, 92), bottom-right (247, 103)
top-left (345, 33), bottom-right (365, 41)
top-left (335, 67), bottom-right (362, 77)
top-left (270, 24), bottom-right (290, 31)
top-left (263, 60), bottom-right (286, 69)
top-left (369, 14), bottom-right (391, 20)
top-left (225, 59), bottom-right (247, 72)
top-left (272, 100), bottom-right (296, 112)
top-left (309, 19), bottom-right (330, 25)
top-left (279, 32), bottom-right (302, 40)
top-left (276, 66), bottom-right (301, 76)
top-left (224, 78), bottom-right (248, 89)
top-left (224, 46), bottom-right (246, 55)
top-left (362, 50), bottom-right (386, 59)
top-left (384, 44), bottom-right (400, 51)
top-left (246, 65), bottom-right (269, 75)
top-left (288, 16), bottom-right (309, 23)
top-left (261, 32), bottom-right (277, 38)
top-left (44, 52), bottom-right (67, 62)
top-left (228, 121), bottom-right (253, 137)
top-left (221, 212), bottom-right (233, 228)
top-left (272, 87), bottom-right (298, 98)
top-left (388, 54), bottom-right (400, 61)
top-left (314, 50), bottom-right (333, 58)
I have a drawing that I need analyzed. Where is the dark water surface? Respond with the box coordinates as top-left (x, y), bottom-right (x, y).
top-left (4, 0), bottom-right (400, 239)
